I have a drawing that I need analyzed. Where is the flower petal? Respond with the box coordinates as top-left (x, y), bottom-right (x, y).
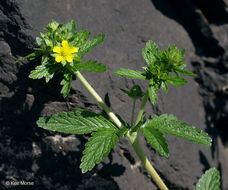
top-left (55, 55), bottom-right (63, 63)
top-left (70, 47), bottom-right (78, 53)
top-left (62, 40), bottom-right (68, 48)
top-left (53, 46), bottom-right (61, 53)
top-left (66, 55), bottom-right (73, 63)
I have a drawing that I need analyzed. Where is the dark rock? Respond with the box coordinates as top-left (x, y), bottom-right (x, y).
top-left (0, 0), bottom-right (228, 190)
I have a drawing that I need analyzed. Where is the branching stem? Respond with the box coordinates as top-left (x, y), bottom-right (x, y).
top-left (75, 71), bottom-right (169, 190)
top-left (75, 71), bottom-right (122, 128)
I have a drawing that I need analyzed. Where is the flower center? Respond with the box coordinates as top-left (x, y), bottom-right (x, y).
top-left (61, 48), bottom-right (70, 57)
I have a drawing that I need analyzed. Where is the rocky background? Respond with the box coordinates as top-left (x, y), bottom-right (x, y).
top-left (0, 0), bottom-right (228, 189)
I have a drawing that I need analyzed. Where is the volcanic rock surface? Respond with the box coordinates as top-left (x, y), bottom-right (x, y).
top-left (0, 0), bottom-right (228, 189)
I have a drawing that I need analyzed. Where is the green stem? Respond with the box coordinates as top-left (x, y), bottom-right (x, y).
top-left (75, 71), bottom-right (168, 190)
top-left (127, 133), bottom-right (168, 190)
top-left (75, 71), bottom-right (122, 128)
top-left (135, 90), bottom-right (149, 126)
top-left (131, 99), bottom-right (136, 126)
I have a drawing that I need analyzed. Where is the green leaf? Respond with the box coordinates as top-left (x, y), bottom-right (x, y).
top-left (144, 114), bottom-right (212, 146)
top-left (121, 85), bottom-right (144, 99)
top-left (78, 34), bottom-right (105, 55)
top-left (72, 30), bottom-right (90, 47)
top-left (73, 60), bottom-right (106, 72)
top-left (116, 125), bottom-right (130, 138)
top-left (16, 51), bottom-right (41, 63)
top-left (29, 62), bottom-right (60, 83)
top-left (176, 68), bottom-right (196, 77)
top-left (142, 127), bottom-right (169, 158)
top-left (161, 82), bottom-right (168, 94)
top-left (148, 85), bottom-right (158, 105)
top-left (166, 75), bottom-right (187, 86)
top-left (65, 20), bottom-right (77, 35)
top-left (46, 20), bottom-right (60, 32)
top-left (196, 168), bottom-right (221, 190)
top-left (160, 45), bottom-right (185, 66)
top-left (80, 128), bottom-right (119, 173)
top-left (113, 68), bottom-right (146, 80)
top-left (142, 40), bottom-right (160, 66)
top-left (60, 73), bottom-right (72, 98)
top-left (37, 109), bottom-right (117, 134)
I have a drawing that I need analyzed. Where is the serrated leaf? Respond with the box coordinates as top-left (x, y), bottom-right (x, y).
top-left (60, 73), bottom-right (72, 98)
top-left (73, 60), bottom-right (106, 72)
top-left (148, 85), bottom-right (158, 105)
top-left (196, 168), bottom-right (221, 190)
top-left (142, 127), bottom-right (169, 158)
top-left (166, 75), bottom-right (187, 86)
top-left (72, 30), bottom-right (90, 47)
top-left (29, 62), bottom-right (60, 83)
top-left (37, 109), bottom-right (117, 134)
top-left (78, 34), bottom-right (105, 55)
top-left (113, 68), bottom-right (146, 80)
top-left (80, 128), bottom-right (119, 173)
top-left (142, 40), bottom-right (160, 66)
top-left (144, 114), bottom-right (212, 146)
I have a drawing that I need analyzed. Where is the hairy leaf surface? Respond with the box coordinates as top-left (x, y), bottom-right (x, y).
top-left (142, 127), bottom-right (169, 158)
top-left (196, 168), bottom-right (220, 190)
top-left (144, 114), bottom-right (212, 146)
top-left (80, 128), bottom-right (118, 173)
top-left (113, 68), bottom-right (146, 80)
top-left (37, 110), bottom-right (117, 134)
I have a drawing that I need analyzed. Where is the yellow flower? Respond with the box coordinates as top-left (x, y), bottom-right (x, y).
top-left (53, 40), bottom-right (78, 63)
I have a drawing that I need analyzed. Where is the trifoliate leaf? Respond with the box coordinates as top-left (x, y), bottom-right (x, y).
top-left (142, 40), bottom-right (160, 66)
top-left (196, 168), bottom-right (221, 190)
top-left (148, 85), bottom-right (158, 105)
top-left (142, 127), bottom-right (169, 158)
top-left (166, 75), bottom-right (187, 86)
top-left (73, 60), bottom-right (106, 72)
top-left (78, 34), bottom-right (105, 55)
top-left (80, 128), bottom-right (119, 173)
top-left (143, 114), bottom-right (212, 146)
top-left (60, 73), bottom-right (72, 98)
top-left (37, 109), bottom-right (117, 134)
top-left (161, 81), bottom-right (168, 94)
top-left (29, 62), bottom-right (60, 83)
top-left (113, 68), bottom-right (147, 80)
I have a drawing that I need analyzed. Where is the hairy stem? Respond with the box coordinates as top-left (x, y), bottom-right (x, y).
top-left (131, 99), bottom-right (136, 126)
top-left (75, 71), bottom-right (122, 128)
top-left (75, 71), bottom-right (168, 190)
top-left (135, 90), bottom-right (149, 126)
top-left (127, 133), bottom-right (168, 190)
